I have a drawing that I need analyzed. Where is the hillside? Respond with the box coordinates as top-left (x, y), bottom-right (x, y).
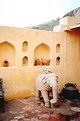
top-left (31, 7), bottom-right (80, 31)
top-left (31, 18), bottom-right (60, 31)
top-left (63, 7), bottom-right (80, 18)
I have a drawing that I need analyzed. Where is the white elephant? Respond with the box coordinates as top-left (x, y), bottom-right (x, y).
top-left (35, 67), bottom-right (58, 107)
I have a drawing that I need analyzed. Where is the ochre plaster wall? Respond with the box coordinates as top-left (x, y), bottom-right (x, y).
top-left (0, 22), bottom-right (80, 101)
top-left (60, 16), bottom-right (80, 26)
top-left (0, 26), bottom-right (64, 100)
top-left (64, 29), bottom-right (80, 86)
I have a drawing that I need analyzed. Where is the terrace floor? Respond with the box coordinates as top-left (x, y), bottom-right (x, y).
top-left (0, 96), bottom-right (80, 121)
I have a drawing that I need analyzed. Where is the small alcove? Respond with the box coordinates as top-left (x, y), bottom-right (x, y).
top-left (56, 56), bottom-right (60, 65)
top-left (22, 56), bottom-right (28, 66)
top-left (22, 41), bottom-right (28, 52)
top-left (56, 43), bottom-right (60, 53)
top-left (34, 43), bottom-right (50, 66)
top-left (0, 41), bottom-right (15, 67)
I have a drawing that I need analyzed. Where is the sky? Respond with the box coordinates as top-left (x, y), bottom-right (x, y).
top-left (0, 0), bottom-right (80, 28)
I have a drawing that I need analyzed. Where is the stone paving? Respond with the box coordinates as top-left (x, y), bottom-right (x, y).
top-left (0, 96), bottom-right (80, 121)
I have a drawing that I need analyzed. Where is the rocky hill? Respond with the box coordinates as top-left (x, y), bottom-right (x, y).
top-left (63, 7), bottom-right (80, 18)
top-left (31, 7), bottom-right (80, 31)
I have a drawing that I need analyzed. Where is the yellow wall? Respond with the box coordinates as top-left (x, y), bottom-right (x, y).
top-left (60, 16), bottom-right (80, 26)
top-left (64, 29), bottom-right (80, 86)
top-left (0, 17), bottom-right (80, 101)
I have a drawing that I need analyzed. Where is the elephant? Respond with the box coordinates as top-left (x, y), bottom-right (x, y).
top-left (35, 67), bottom-right (58, 107)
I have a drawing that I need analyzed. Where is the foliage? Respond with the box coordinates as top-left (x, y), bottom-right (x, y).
top-left (31, 17), bottom-right (60, 31)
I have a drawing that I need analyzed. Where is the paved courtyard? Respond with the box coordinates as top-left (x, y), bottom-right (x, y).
top-left (0, 96), bottom-right (80, 121)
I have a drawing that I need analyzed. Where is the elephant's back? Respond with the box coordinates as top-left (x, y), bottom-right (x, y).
top-left (36, 74), bottom-right (46, 90)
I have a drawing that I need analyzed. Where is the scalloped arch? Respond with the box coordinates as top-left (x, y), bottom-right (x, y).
top-left (0, 40), bottom-right (15, 49)
top-left (0, 41), bottom-right (16, 66)
top-left (34, 43), bottom-right (50, 58)
top-left (56, 43), bottom-right (60, 53)
top-left (22, 56), bottom-right (28, 66)
top-left (34, 43), bottom-right (50, 66)
top-left (22, 41), bottom-right (28, 52)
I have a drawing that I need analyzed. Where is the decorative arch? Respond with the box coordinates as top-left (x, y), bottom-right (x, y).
top-left (0, 40), bottom-right (15, 47)
top-left (22, 41), bottom-right (28, 52)
top-left (34, 43), bottom-right (50, 66)
top-left (56, 43), bottom-right (60, 53)
top-left (0, 41), bottom-right (16, 67)
top-left (22, 56), bottom-right (28, 66)
top-left (56, 56), bottom-right (60, 65)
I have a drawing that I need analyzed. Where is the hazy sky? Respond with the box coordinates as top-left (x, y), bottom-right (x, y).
top-left (0, 0), bottom-right (80, 28)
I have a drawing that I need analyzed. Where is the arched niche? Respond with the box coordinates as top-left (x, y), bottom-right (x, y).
top-left (0, 41), bottom-right (15, 67)
top-left (56, 43), bottom-right (60, 53)
top-left (34, 43), bottom-right (50, 66)
top-left (56, 56), bottom-right (60, 65)
top-left (22, 41), bottom-right (28, 52)
top-left (22, 56), bottom-right (28, 66)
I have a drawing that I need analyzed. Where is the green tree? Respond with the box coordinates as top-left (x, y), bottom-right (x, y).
top-left (31, 18), bottom-right (60, 31)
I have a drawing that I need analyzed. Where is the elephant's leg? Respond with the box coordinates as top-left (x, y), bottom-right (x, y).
top-left (52, 88), bottom-right (57, 102)
top-left (35, 89), bottom-right (41, 100)
top-left (41, 90), bottom-right (50, 107)
top-left (50, 86), bottom-right (58, 105)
